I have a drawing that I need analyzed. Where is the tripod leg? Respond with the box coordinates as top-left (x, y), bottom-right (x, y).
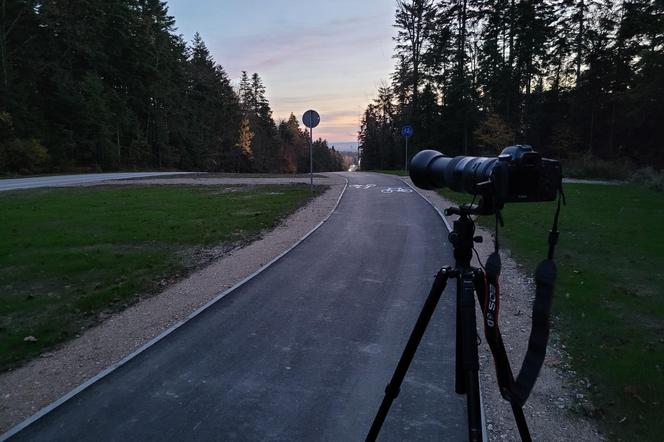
top-left (459, 271), bottom-right (483, 442)
top-left (366, 267), bottom-right (451, 442)
top-left (455, 282), bottom-right (463, 394)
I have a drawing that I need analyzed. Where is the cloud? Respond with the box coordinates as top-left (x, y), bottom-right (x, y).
top-left (215, 14), bottom-right (393, 75)
top-left (321, 110), bottom-right (360, 124)
top-left (313, 111), bottom-right (363, 141)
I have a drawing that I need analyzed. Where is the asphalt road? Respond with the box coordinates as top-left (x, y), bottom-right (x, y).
top-left (7, 172), bottom-right (467, 441)
top-left (0, 172), bottom-right (194, 191)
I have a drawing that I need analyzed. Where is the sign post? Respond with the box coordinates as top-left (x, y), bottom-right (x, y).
top-left (401, 125), bottom-right (413, 171)
top-left (302, 110), bottom-right (320, 193)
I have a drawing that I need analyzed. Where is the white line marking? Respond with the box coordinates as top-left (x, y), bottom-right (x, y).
top-left (400, 178), bottom-right (453, 232)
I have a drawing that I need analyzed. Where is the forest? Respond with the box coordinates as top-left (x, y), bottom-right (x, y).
top-left (359, 0), bottom-right (664, 178)
top-left (0, 1), bottom-right (345, 174)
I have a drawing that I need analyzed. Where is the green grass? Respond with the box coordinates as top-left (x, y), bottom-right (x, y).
top-left (0, 184), bottom-right (318, 371)
top-left (439, 185), bottom-right (664, 441)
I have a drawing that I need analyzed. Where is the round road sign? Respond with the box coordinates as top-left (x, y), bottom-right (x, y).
top-left (303, 110), bottom-right (320, 129)
top-left (401, 125), bottom-right (413, 138)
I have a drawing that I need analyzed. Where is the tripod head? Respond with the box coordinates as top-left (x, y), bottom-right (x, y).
top-left (443, 192), bottom-right (502, 217)
top-left (444, 203), bottom-right (483, 217)
top-left (443, 204), bottom-right (484, 270)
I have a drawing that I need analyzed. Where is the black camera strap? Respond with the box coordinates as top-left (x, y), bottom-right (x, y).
top-left (476, 190), bottom-right (565, 441)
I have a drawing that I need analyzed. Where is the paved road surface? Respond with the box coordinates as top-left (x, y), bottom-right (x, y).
top-left (562, 177), bottom-right (622, 185)
top-left (7, 172), bottom-right (467, 441)
top-left (0, 172), bottom-right (194, 191)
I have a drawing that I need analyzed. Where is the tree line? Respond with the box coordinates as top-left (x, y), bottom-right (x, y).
top-left (359, 0), bottom-right (663, 172)
top-left (0, 0), bottom-right (345, 174)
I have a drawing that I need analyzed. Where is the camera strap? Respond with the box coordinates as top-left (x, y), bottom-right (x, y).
top-left (476, 190), bottom-right (565, 441)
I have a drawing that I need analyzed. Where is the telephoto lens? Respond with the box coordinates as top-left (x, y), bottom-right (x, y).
top-left (409, 150), bottom-right (497, 193)
top-left (409, 146), bottom-right (562, 204)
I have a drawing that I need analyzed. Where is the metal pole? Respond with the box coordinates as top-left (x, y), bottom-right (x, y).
top-left (309, 126), bottom-right (313, 192)
top-left (405, 137), bottom-right (409, 172)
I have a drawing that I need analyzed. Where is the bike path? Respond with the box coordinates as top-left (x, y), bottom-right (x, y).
top-left (8, 172), bottom-right (467, 441)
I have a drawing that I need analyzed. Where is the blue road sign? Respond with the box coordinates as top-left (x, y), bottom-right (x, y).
top-left (303, 110), bottom-right (320, 129)
top-left (401, 125), bottom-right (413, 138)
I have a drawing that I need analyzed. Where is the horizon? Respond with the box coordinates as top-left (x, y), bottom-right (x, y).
top-left (329, 141), bottom-right (359, 152)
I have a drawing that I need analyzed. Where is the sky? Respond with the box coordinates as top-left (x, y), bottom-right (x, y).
top-left (166, 0), bottom-right (396, 145)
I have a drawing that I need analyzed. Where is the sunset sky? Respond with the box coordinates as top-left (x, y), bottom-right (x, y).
top-left (166, 0), bottom-right (396, 144)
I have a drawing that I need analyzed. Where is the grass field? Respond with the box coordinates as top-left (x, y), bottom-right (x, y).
top-left (0, 184), bottom-right (317, 371)
top-left (440, 184), bottom-right (663, 441)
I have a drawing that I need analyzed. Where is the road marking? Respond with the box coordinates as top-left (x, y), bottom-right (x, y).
top-left (380, 187), bottom-right (413, 193)
top-left (349, 184), bottom-right (413, 194)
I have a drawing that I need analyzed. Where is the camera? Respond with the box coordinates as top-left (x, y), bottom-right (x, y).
top-left (409, 145), bottom-right (562, 208)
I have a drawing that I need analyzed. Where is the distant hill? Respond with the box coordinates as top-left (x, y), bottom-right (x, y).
top-left (329, 142), bottom-right (358, 152)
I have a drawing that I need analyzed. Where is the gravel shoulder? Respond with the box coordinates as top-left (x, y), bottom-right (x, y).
top-left (404, 178), bottom-right (604, 442)
top-left (0, 174), bottom-right (346, 434)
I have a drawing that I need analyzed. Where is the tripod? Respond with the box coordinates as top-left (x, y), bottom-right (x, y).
top-left (366, 204), bottom-right (487, 442)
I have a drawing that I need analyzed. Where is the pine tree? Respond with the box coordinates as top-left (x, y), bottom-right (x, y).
top-left (239, 72), bottom-right (278, 172)
top-left (277, 114), bottom-right (307, 173)
top-left (185, 33), bottom-right (241, 170)
top-left (394, 0), bottom-right (438, 143)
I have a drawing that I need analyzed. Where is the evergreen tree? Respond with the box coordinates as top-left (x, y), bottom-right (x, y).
top-left (239, 72), bottom-right (278, 172)
top-left (277, 114), bottom-right (307, 173)
top-left (394, 0), bottom-right (438, 144)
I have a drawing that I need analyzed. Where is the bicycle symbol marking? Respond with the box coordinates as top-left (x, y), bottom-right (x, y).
top-left (348, 184), bottom-right (413, 194)
top-left (381, 187), bottom-right (413, 193)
